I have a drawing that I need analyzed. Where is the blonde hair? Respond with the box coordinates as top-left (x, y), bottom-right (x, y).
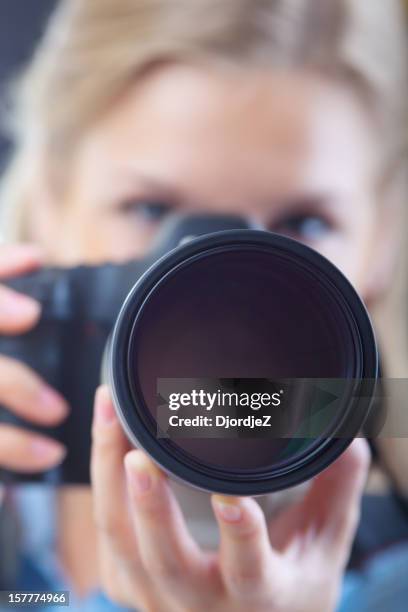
top-left (1, 0), bottom-right (408, 379)
top-left (0, 0), bottom-right (407, 240)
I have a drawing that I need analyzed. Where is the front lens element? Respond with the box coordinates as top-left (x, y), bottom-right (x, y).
top-left (111, 231), bottom-right (377, 493)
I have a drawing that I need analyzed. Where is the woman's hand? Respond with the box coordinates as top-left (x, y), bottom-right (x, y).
top-left (0, 244), bottom-right (68, 472)
top-left (91, 385), bottom-right (369, 612)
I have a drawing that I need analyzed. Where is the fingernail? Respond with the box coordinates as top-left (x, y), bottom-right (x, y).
top-left (40, 387), bottom-right (68, 417)
top-left (213, 499), bottom-right (243, 523)
top-left (94, 387), bottom-right (116, 425)
top-left (31, 438), bottom-right (66, 462)
top-left (1, 293), bottom-right (40, 319)
top-left (125, 454), bottom-right (152, 495)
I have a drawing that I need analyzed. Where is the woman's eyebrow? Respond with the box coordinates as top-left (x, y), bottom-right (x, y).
top-left (118, 168), bottom-right (185, 202)
top-left (269, 193), bottom-right (330, 212)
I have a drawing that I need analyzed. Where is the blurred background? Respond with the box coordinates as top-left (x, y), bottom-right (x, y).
top-left (0, 2), bottom-right (407, 611)
top-left (0, 1), bottom-right (56, 173)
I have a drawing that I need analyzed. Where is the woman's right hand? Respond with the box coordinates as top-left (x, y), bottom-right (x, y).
top-left (91, 387), bottom-right (369, 612)
top-left (0, 244), bottom-right (68, 472)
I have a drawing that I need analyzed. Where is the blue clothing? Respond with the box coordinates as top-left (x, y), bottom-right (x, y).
top-left (2, 486), bottom-right (408, 612)
top-left (1, 487), bottom-right (132, 612)
top-left (13, 557), bottom-right (130, 612)
top-left (338, 544), bottom-right (408, 612)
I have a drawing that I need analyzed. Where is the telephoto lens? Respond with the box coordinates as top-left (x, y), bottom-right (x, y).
top-left (107, 229), bottom-right (378, 495)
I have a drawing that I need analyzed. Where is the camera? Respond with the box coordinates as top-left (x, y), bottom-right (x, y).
top-left (0, 214), bottom-right (378, 493)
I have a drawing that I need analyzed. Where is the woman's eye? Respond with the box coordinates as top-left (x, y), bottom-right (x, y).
top-left (272, 213), bottom-right (333, 241)
top-left (120, 200), bottom-right (173, 222)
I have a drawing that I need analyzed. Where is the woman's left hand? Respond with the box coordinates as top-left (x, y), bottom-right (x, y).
top-left (91, 385), bottom-right (369, 612)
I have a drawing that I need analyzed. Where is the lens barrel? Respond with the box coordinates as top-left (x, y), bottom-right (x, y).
top-left (108, 230), bottom-right (378, 495)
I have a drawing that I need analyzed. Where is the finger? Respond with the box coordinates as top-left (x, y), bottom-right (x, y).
top-left (212, 495), bottom-right (281, 599)
top-left (124, 450), bottom-right (212, 605)
top-left (0, 244), bottom-right (43, 278)
top-left (280, 439), bottom-right (369, 568)
top-left (91, 386), bottom-right (135, 556)
top-left (0, 244), bottom-right (43, 334)
top-left (0, 424), bottom-right (66, 471)
top-left (304, 439), bottom-right (370, 566)
top-left (268, 494), bottom-right (308, 552)
top-left (0, 355), bottom-right (68, 425)
top-left (269, 439), bottom-right (369, 558)
top-left (91, 387), bottom-right (154, 609)
top-left (0, 285), bottom-right (41, 335)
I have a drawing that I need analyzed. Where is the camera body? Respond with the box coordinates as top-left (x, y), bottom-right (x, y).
top-left (0, 215), bottom-right (254, 484)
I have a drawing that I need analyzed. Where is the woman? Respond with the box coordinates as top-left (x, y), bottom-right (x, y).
top-left (0, 0), bottom-right (407, 610)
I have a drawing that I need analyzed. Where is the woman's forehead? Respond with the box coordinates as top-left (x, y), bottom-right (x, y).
top-left (76, 63), bottom-right (375, 205)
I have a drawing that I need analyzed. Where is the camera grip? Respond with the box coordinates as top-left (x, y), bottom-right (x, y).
top-left (0, 215), bottom-right (256, 485)
top-left (0, 264), bottom-right (135, 485)
top-left (0, 317), bottom-right (112, 484)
